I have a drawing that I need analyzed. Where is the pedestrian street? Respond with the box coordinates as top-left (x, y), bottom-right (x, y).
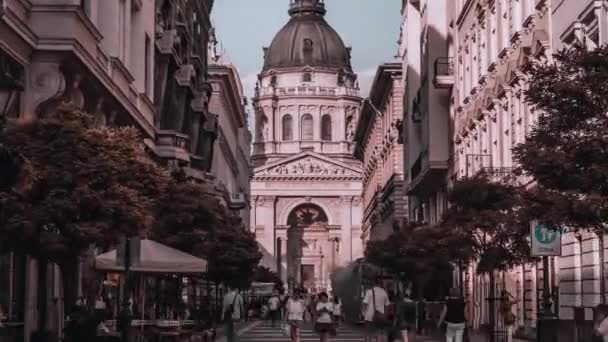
top-left (239, 321), bottom-right (367, 342)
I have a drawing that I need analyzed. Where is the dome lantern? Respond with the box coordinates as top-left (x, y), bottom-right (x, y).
top-left (288, 0), bottom-right (326, 17)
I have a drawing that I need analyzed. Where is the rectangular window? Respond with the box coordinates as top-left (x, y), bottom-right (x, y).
top-left (145, 35), bottom-right (151, 96)
top-left (118, 0), bottom-right (126, 60)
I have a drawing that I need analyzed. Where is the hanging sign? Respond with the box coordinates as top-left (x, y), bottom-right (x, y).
top-left (530, 221), bottom-right (562, 256)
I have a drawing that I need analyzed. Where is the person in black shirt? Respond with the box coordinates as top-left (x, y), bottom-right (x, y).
top-left (438, 288), bottom-right (467, 342)
top-left (393, 292), bottom-right (417, 342)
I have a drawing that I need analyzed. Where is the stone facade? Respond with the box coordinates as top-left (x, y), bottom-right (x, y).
top-left (250, 0), bottom-right (364, 291)
top-left (207, 30), bottom-right (252, 229)
top-left (450, 0), bottom-right (550, 334)
top-left (0, 0), bottom-right (216, 341)
top-left (354, 63), bottom-right (406, 242)
top-left (401, 0), bottom-right (608, 337)
top-left (402, 0), bottom-right (453, 226)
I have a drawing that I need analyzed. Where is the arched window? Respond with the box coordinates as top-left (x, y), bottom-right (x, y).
top-left (321, 114), bottom-right (332, 141)
top-left (282, 114), bottom-right (293, 141)
top-left (301, 114), bottom-right (313, 141)
top-left (302, 72), bottom-right (312, 82)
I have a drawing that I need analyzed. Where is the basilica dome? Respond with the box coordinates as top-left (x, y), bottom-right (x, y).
top-left (262, 0), bottom-right (352, 72)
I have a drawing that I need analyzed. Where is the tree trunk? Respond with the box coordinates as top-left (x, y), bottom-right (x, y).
top-left (60, 259), bottom-right (79, 313)
top-left (31, 258), bottom-right (51, 342)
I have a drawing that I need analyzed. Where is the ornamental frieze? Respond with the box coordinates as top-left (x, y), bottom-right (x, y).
top-left (260, 156), bottom-right (358, 177)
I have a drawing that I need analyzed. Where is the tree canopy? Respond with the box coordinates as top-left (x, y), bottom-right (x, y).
top-left (513, 44), bottom-right (608, 232)
top-left (151, 174), bottom-right (262, 288)
top-left (0, 109), bottom-right (171, 264)
top-left (441, 175), bottom-right (532, 273)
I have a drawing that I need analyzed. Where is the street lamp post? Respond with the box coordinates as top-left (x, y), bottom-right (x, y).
top-left (537, 256), bottom-right (558, 342)
top-left (117, 237), bottom-right (133, 342)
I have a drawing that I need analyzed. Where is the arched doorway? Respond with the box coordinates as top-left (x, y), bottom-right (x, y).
top-left (286, 203), bottom-right (329, 292)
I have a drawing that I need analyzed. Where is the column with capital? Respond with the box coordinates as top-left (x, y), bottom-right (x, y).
top-left (256, 196), bottom-right (277, 270)
top-left (337, 196), bottom-right (354, 264)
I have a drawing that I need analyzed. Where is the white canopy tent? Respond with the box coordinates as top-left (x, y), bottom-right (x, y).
top-left (94, 239), bottom-right (207, 274)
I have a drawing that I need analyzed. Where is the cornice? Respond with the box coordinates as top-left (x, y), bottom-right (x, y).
top-left (253, 175), bottom-right (362, 182)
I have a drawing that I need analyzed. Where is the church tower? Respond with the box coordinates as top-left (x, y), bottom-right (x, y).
top-left (250, 0), bottom-right (364, 291)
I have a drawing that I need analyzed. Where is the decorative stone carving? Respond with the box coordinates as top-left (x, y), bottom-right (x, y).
top-left (31, 62), bottom-right (66, 116)
top-left (60, 73), bottom-right (85, 111)
top-left (175, 64), bottom-right (195, 87)
top-left (157, 29), bottom-right (178, 54)
top-left (261, 156), bottom-right (357, 177)
top-left (92, 98), bottom-right (106, 127)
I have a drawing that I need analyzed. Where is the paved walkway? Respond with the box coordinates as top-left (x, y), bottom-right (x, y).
top-left (238, 321), bottom-right (366, 342)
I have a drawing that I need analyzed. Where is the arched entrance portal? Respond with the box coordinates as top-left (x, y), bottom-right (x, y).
top-left (286, 203), bottom-right (330, 292)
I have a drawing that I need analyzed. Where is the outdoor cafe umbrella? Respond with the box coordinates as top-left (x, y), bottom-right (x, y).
top-left (94, 239), bottom-right (208, 274)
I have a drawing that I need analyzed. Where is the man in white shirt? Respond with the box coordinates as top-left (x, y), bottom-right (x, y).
top-left (362, 278), bottom-right (390, 342)
top-left (223, 287), bottom-right (244, 342)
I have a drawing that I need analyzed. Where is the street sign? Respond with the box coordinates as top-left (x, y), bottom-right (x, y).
top-left (530, 221), bottom-right (562, 256)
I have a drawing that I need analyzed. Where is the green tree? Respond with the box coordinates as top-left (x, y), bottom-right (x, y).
top-left (512, 44), bottom-right (608, 231)
top-left (0, 109), bottom-right (171, 311)
top-left (151, 175), bottom-right (262, 289)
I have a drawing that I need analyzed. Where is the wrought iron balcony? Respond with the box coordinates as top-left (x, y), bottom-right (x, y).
top-left (475, 167), bottom-right (515, 182)
top-left (433, 57), bottom-right (455, 89)
top-left (228, 192), bottom-right (247, 210)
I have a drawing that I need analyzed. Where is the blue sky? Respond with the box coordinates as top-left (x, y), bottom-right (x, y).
top-left (211, 0), bottom-right (401, 102)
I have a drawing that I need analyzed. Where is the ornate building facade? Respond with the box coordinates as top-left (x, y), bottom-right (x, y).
top-left (207, 30), bottom-right (252, 229)
top-left (354, 63), bottom-right (406, 241)
top-left (0, 0), bottom-right (215, 341)
top-left (250, 0), bottom-right (364, 291)
top-left (449, 0), bottom-right (551, 335)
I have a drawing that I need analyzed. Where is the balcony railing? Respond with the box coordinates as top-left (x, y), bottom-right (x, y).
top-left (476, 166), bottom-right (515, 182)
top-left (410, 151), bottom-right (427, 180)
top-left (255, 86), bottom-right (359, 98)
top-left (228, 192), bottom-right (247, 210)
top-left (433, 57), bottom-right (455, 89)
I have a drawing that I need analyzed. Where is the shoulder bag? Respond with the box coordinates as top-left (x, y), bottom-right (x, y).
top-left (372, 288), bottom-right (388, 327)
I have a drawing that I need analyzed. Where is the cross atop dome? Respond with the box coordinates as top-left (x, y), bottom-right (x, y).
top-left (288, 0), bottom-right (326, 17)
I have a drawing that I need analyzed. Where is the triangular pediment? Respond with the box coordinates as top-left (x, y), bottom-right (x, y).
top-left (254, 151), bottom-right (363, 180)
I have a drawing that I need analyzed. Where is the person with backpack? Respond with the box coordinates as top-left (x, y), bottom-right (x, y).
top-left (223, 287), bottom-right (244, 342)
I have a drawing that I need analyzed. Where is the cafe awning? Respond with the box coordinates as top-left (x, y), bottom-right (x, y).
top-left (94, 239), bottom-right (207, 274)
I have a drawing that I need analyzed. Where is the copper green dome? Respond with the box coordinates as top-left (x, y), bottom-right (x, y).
top-left (262, 0), bottom-right (352, 72)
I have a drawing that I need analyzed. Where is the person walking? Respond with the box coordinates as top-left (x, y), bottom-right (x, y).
top-left (223, 287), bottom-right (244, 342)
top-left (438, 288), bottom-right (467, 342)
top-left (315, 292), bottom-right (335, 342)
top-left (286, 291), bottom-right (306, 342)
top-left (268, 290), bottom-right (281, 327)
top-left (393, 292), bottom-right (417, 342)
top-left (594, 304), bottom-right (608, 342)
top-left (332, 297), bottom-right (342, 327)
top-left (362, 277), bottom-right (390, 342)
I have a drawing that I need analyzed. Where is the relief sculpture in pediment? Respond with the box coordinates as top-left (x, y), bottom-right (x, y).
top-left (263, 157), bottom-right (353, 176)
